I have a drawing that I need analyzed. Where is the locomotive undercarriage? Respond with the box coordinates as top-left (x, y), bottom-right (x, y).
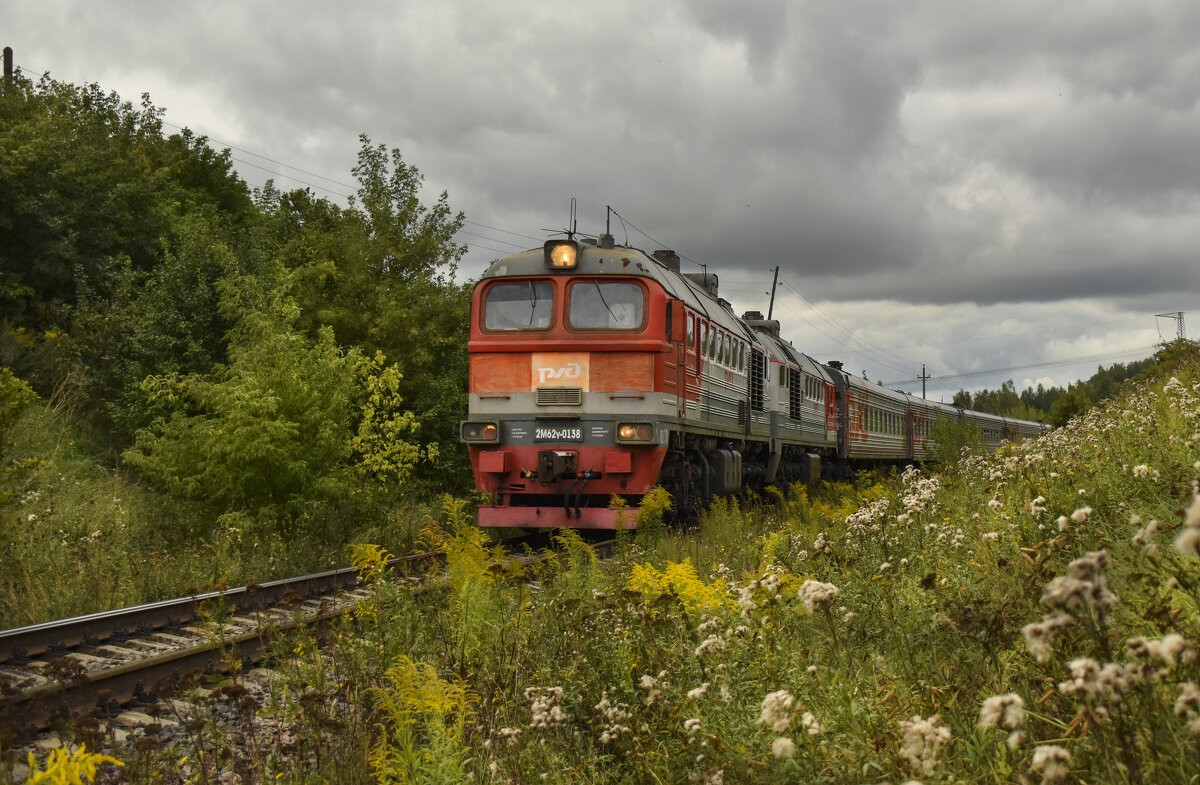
top-left (656, 431), bottom-right (828, 520)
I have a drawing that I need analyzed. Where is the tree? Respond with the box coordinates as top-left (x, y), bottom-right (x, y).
top-left (261, 136), bottom-right (472, 491)
top-left (1050, 387), bottom-right (1091, 427)
top-left (122, 273), bottom-right (361, 524)
top-left (0, 74), bottom-right (254, 422)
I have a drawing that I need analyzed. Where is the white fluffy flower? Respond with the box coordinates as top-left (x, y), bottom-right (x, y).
top-left (758, 690), bottom-right (794, 732)
top-left (798, 580), bottom-right (839, 612)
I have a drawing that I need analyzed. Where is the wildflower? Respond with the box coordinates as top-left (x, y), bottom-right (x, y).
top-left (1176, 527), bottom-right (1200, 557)
top-left (759, 690), bottom-right (794, 732)
top-left (1056, 515), bottom-right (1070, 532)
top-left (1058, 658), bottom-right (1135, 702)
top-left (639, 674), bottom-right (658, 690)
top-left (1070, 506), bottom-right (1093, 523)
top-left (898, 715), bottom-right (951, 776)
top-left (27, 514), bottom-right (36, 523)
top-left (801, 711), bottom-right (824, 735)
top-left (1030, 744), bottom-right (1071, 782)
top-left (687, 683), bottom-right (710, 701)
top-left (1175, 682), bottom-right (1200, 733)
top-left (798, 580), bottom-right (839, 612)
top-left (981, 532), bottom-right (999, 541)
top-left (599, 724), bottom-right (630, 744)
top-left (526, 686), bottom-right (568, 729)
top-left (1008, 730), bottom-right (1026, 750)
top-left (807, 665), bottom-right (817, 674)
top-left (737, 585), bottom-right (758, 617)
top-left (695, 635), bottom-right (724, 657)
top-left (1132, 464), bottom-right (1151, 477)
top-left (771, 737), bottom-right (795, 759)
top-left (1127, 633), bottom-right (1196, 667)
top-left (879, 561), bottom-right (891, 572)
top-left (1185, 494), bottom-right (1200, 530)
top-left (1132, 518), bottom-right (1161, 554)
top-left (684, 718), bottom-right (701, 733)
top-left (978, 693), bottom-right (1024, 730)
top-left (1022, 612), bottom-right (1075, 662)
top-left (1039, 551), bottom-right (1117, 615)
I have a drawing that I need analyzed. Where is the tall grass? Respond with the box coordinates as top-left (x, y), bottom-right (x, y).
top-left (335, 345), bottom-right (1198, 784)
top-left (0, 407), bottom-right (434, 627)
top-left (12, 346), bottom-right (1200, 784)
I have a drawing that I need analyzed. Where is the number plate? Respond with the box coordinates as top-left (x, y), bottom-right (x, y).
top-left (535, 426), bottom-right (583, 442)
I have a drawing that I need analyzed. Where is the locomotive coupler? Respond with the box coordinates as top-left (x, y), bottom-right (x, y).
top-left (536, 449), bottom-right (577, 484)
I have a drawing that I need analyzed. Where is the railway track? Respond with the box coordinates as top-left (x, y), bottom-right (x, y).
top-left (0, 530), bottom-right (606, 746)
top-left (0, 552), bottom-right (436, 744)
top-left (1, 530), bottom-right (615, 783)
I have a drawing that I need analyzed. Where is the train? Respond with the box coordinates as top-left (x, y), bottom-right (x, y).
top-left (460, 234), bottom-right (1048, 529)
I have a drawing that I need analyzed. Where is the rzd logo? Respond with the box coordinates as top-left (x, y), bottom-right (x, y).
top-left (537, 363), bottom-right (582, 384)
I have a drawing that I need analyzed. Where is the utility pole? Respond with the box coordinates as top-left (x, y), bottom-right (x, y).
top-left (918, 364), bottom-right (931, 399)
top-left (3, 47), bottom-right (13, 80)
top-left (1156, 312), bottom-right (1187, 343)
top-left (766, 266), bottom-right (780, 319)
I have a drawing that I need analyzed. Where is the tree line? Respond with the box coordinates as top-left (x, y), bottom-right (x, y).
top-left (951, 354), bottom-right (1168, 426)
top-left (1, 73), bottom-right (473, 535)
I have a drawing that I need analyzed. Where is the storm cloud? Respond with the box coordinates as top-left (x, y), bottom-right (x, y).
top-left (9, 0), bottom-right (1198, 398)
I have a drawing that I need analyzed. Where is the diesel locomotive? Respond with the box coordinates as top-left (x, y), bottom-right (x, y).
top-left (460, 235), bottom-right (1046, 529)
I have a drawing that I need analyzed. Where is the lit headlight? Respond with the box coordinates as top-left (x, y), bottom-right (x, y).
top-left (544, 239), bottom-right (579, 269)
top-left (617, 423), bottom-right (654, 442)
top-left (461, 422), bottom-right (499, 443)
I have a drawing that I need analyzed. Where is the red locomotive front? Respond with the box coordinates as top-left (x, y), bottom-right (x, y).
top-left (462, 239), bottom-right (681, 529)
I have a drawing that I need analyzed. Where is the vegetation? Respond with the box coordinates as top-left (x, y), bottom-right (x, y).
top-left (952, 353), bottom-right (1163, 426)
top-left (19, 344), bottom-right (1196, 784)
top-left (1, 72), bottom-right (472, 625)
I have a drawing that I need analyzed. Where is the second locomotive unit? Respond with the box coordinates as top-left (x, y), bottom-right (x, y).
top-left (460, 235), bottom-right (1045, 529)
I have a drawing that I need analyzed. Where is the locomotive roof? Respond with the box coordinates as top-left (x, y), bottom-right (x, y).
top-left (480, 243), bottom-right (757, 343)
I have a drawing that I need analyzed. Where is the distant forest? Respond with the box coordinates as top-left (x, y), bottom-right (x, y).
top-left (951, 355), bottom-right (1163, 426)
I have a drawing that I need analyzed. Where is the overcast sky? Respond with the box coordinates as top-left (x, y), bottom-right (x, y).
top-left (10, 1), bottom-right (1198, 402)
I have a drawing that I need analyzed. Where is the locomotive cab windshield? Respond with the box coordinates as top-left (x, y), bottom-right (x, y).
top-left (483, 280), bottom-right (554, 331)
top-left (568, 280), bottom-right (645, 331)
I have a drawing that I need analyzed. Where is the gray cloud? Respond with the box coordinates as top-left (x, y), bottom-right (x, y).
top-left (10, 0), bottom-right (1198, 393)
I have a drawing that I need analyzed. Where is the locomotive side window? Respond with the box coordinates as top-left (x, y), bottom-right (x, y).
top-left (568, 281), bottom-right (645, 330)
top-left (484, 281), bottom-right (554, 330)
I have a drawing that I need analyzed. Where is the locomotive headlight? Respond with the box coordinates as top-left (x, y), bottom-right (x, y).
top-left (617, 423), bottom-right (654, 443)
top-left (461, 421), bottom-right (499, 443)
top-left (544, 239), bottom-right (579, 269)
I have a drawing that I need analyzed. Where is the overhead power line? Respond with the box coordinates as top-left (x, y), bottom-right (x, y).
top-left (881, 345), bottom-right (1159, 387)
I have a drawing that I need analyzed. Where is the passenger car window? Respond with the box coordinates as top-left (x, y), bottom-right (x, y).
top-left (484, 281), bottom-right (554, 330)
top-left (568, 281), bottom-right (645, 330)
